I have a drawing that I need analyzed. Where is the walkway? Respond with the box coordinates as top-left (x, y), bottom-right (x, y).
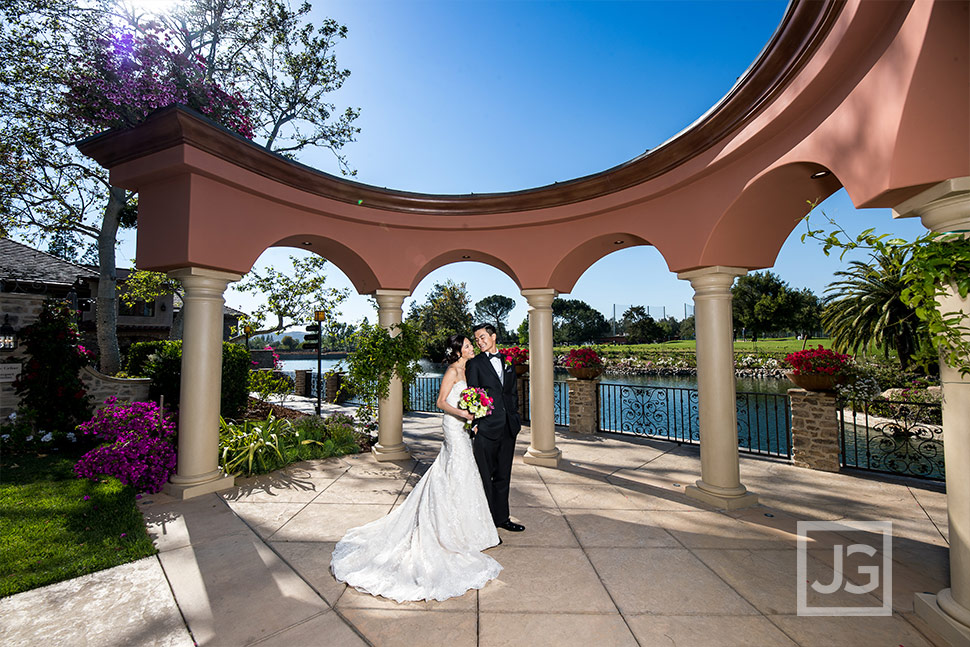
top-left (1, 406), bottom-right (952, 646)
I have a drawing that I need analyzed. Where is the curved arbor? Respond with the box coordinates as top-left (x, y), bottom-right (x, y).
top-left (822, 248), bottom-right (925, 371)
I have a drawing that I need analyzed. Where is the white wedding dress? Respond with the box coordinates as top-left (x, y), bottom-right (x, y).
top-left (330, 380), bottom-right (502, 602)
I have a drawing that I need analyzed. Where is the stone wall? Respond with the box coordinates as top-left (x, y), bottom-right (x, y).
top-left (789, 388), bottom-right (840, 472)
top-left (0, 294), bottom-right (153, 417)
top-left (568, 377), bottom-right (600, 434)
top-left (0, 293), bottom-right (45, 419)
top-left (80, 366), bottom-right (152, 409)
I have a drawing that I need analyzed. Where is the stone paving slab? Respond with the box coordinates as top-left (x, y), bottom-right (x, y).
top-left (0, 556), bottom-right (192, 647)
top-left (2, 413), bottom-right (954, 647)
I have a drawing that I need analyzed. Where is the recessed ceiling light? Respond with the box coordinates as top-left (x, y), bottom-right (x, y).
top-left (614, 240), bottom-right (624, 245)
top-left (461, 255), bottom-right (471, 259)
top-left (301, 241), bottom-right (312, 246)
top-left (810, 170), bottom-right (831, 179)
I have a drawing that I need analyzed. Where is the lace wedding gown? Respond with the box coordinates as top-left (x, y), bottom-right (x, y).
top-left (330, 380), bottom-right (502, 602)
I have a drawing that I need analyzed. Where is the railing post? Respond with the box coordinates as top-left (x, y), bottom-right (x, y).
top-left (567, 377), bottom-right (600, 434)
top-left (789, 388), bottom-right (840, 472)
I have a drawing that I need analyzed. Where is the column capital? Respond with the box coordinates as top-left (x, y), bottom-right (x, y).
top-left (168, 266), bottom-right (243, 284)
top-left (373, 289), bottom-right (411, 308)
top-left (677, 266), bottom-right (748, 283)
top-left (893, 176), bottom-right (970, 234)
top-left (521, 288), bottom-right (558, 308)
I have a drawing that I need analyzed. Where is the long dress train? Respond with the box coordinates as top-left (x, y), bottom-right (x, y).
top-left (329, 380), bottom-right (502, 602)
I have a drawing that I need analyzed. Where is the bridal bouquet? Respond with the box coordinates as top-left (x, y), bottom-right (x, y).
top-left (457, 387), bottom-right (494, 433)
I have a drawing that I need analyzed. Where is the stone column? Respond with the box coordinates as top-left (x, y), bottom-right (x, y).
top-left (677, 266), bottom-right (758, 509)
top-left (165, 267), bottom-right (241, 499)
top-left (522, 288), bottom-right (561, 467)
top-left (568, 377), bottom-right (600, 434)
top-left (895, 177), bottom-right (970, 645)
top-left (789, 389), bottom-right (840, 472)
top-left (372, 289), bottom-right (411, 461)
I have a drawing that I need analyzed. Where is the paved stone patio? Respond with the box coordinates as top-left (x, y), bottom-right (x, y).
top-left (1, 404), bottom-right (953, 646)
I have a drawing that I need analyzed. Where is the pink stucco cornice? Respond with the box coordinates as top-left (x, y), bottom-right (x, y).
top-left (77, 0), bottom-right (969, 294)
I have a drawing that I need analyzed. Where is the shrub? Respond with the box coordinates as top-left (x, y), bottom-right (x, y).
top-left (126, 340), bottom-right (251, 418)
top-left (249, 369), bottom-right (294, 404)
top-left (499, 346), bottom-right (529, 365)
top-left (13, 300), bottom-right (92, 439)
top-left (220, 412), bottom-right (364, 477)
top-left (74, 398), bottom-right (178, 493)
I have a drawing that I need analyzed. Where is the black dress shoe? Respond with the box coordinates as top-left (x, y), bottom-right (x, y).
top-left (496, 520), bottom-right (525, 532)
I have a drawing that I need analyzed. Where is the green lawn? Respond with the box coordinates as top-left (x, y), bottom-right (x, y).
top-left (0, 449), bottom-right (156, 597)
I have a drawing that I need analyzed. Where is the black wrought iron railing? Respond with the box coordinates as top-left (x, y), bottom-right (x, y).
top-left (410, 376), bottom-right (569, 425)
top-left (839, 398), bottom-right (944, 480)
top-left (598, 383), bottom-right (791, 458)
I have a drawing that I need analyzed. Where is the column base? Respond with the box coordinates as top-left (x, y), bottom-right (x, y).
top-left (915, 591), bottom-right (970, 646)
top-left (685, 484), bottom-right (759, 510)
top-left (164, 474), bottom-right (235, 500)
top-left (523, 446), bottom-right (561, 468)
top-left (372, 443), bottom-right (411, 462)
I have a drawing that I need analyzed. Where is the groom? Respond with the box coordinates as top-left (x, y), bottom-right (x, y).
top-left (466, 323), bottom-right (525, 532)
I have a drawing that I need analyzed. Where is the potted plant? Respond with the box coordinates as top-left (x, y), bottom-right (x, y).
top-left (783, 346), bottom-right (851, 392)
top-left (564, 347), bottom-right (604, 380)
top-left (500, 346), bottom-right (529, 375)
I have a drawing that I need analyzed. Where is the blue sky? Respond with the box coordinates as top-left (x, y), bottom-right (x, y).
top-left (119, 0), bottom-right (930, 331)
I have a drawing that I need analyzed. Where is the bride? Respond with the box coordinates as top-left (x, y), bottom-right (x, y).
top-left (330, 334), bottom-right (502, 602)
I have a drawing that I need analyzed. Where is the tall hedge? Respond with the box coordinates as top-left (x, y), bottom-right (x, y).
top-left (126, 340), bottom-right (251, 419)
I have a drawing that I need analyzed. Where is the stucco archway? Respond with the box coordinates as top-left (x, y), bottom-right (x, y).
top-left (78, 1), bottom-right (970, 638)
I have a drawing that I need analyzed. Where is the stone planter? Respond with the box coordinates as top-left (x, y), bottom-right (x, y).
top-left (566, 365), bottom-right (604, 380)
top-left (514, 363), bottom-right (529, 376)
top-left (786, 371), bottom-right (840, 392)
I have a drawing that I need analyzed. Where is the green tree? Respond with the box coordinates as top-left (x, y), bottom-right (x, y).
top-left (474, 295), bottom-right (515, 341)
top-left (791, 288), bottom-right (823, 346)
top-left (324, 321), bottom-right (357, 351)
top-left (658, 316), bottom-right (680, 341)
top-left (731, 271), bottom-right (798, 341)
top-left (679, 315), bottom-right (696, 340)
top-left (517, 318), bottom-right (530, 345)
top-left (621, 306), bottom-right (664, 344)
top-left (822, 247), bottom-right (926, 371)
top-left (279, 335), bottom-right (298, 350)
top-left (232, 255), bottom-right (349, 338)
top-left (406, 280), bottom-right (474, 361)
top-left (1, 0), bottom-right (360, 373)
top-left (552, 298), bottom-right (610, 345)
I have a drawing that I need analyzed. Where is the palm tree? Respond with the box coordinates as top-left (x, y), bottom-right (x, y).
top-left (822, 247), bottom-right (925, 371)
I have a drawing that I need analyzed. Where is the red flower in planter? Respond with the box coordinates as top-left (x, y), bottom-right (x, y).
top-left (564, 348), bottom-right (603, 369)
top-left (784, 346), bottom-right (851, 376)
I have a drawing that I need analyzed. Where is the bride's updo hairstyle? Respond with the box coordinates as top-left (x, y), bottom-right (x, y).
top-left (444, 334), bottom-right (467, 364)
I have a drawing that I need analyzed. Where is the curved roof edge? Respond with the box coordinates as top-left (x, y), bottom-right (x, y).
top-left (78, 0), bottom-right (842, 216)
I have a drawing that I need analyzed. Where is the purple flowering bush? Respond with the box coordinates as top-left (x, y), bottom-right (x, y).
top-left (74, 398), bottom-right (177, 493)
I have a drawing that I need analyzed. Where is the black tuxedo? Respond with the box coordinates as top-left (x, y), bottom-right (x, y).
top-left (465, 351), bottom-right (521, 525)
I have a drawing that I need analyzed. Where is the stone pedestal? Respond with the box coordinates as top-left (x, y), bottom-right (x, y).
top-left (325, 372), bottom-right (345, 403)
top-left (568, 378), bottom-right (599, 434)
top-left (293, 370), bottom-right (310, 397)
top-left (516, 378), bottom-right (528, 421)
top-left (789, 388), bottom-right (840, 472)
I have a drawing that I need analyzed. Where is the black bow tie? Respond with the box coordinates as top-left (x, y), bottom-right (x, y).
top-left (487, 353), bottom-right (500, 359)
